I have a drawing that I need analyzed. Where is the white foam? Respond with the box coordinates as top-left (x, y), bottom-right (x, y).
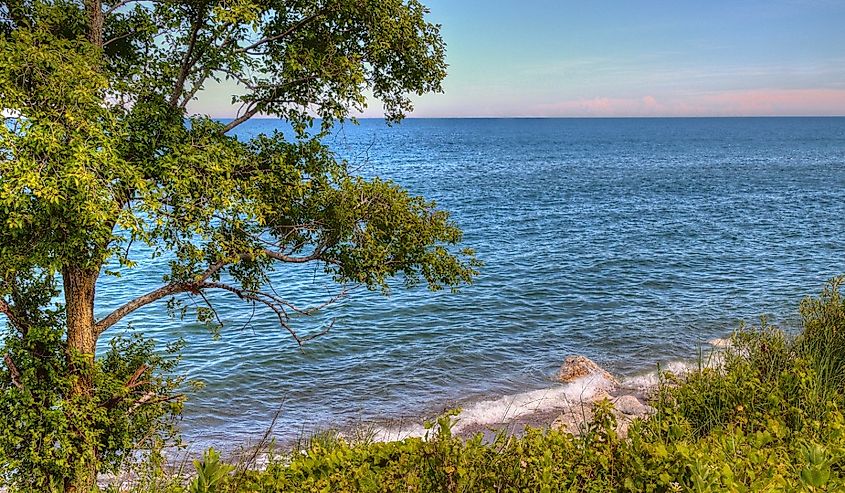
top-left (367, 422), bottom-right (427, 442)
top-left (619, 360), bottom-right (697, 390)
top-left (452, 373), bottom-right (615, 431)
top-left (708, 337), bottom-right (732, 348)
top-left (366, 349), bottom-right (732, 444)
top-left (367, 372), bottom-right (616, 442)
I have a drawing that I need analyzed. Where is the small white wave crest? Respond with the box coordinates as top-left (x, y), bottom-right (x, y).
top-left (618, 360), bottom-right (698, 390)
top-left (364, 339), bottom-right (734, 443)
top-left (368, 372), bottom-right (616, 442)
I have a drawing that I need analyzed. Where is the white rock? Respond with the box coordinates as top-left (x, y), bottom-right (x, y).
top-left (612, 395), bottom-right (654, 417)
top-left (556, 355), bottom-right (618, 385)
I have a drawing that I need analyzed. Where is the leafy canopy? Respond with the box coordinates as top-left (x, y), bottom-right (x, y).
top-left (0, 0), bottom-right (477, 488)
top-left (0, 0), bottom-right (477, 336)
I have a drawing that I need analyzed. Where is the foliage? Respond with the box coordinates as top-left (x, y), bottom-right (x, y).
top-left (0, 0), bottom-right (476, 488)
top-left (0, 326), bottom-right (183, 492)
top-left (118, 278), bottom-right (845, 493)
top-left (0, 0), bottom-right (472, 294)
top-left (189, 449), bottom-right (235, 493)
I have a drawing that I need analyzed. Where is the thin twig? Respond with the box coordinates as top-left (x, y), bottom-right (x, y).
top-left (236, 11), bottom-right (324, 53)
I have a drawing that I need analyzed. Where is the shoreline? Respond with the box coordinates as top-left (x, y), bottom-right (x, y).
top-left (103, 337), bottom-right (730, 488)
top-left (240, 339), bottom-right (729, 452)
top-left (164, 337), bottom-right (732, 465)
top-left (350, 339), bottom-right (729, 446)
top-left (361, 362), bottom-right (664, 444)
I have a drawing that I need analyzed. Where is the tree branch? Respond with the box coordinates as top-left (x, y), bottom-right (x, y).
top-left (169, 11), bottom-right (204, 107)
top-left (215, 66), bottom-right (259, 90)
top-left (221, 101), bottom-right (262, 133)
top-left (0, 298), bottom-right (25, 333)
top-left (125, 363), bottom-right (148, 389)
top-left (197, 281), bottom-right (341, 346)
top-left (236, 11), bottom-right (324, 53)
top-left (95, 283), bottom-right (187, 336)
top-left (261, 247), bottom-right (325, 264)
top-left (94, 261), bottom-right (226, 335)
top-left (179, 66), bottom-right (214, 109)
top-left (104, 0), bottom-right (148, 16)
top-left (220, 76), bottom-right (317, 133)
top-left (103, 29), bottom-right (139, 47)
top-left (179, 25), bottom-right (238, 109)
top-left (128, 391), bottom-right (184, 415)
top-left (3, 353), bottom-right (22, 389)
top-left (94, 245), bottom-right (332, 335)
top-left (101, 363), bottom-right (150, 409)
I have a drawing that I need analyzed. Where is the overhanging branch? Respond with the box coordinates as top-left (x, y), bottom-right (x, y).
top-left (95, 260), bottom-right (227, 335)
top-left (261, 247), bottom-right (325, 263)
top-left (197, 280), bottom-right (344, 346)
top-left (95, 282), bottom-right (189, 336)
top-left (94, 247), bottom-right (333, 336)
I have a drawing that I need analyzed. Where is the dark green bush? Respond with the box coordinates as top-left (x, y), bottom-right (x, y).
top-left (0, 326), bottom-right (184, 492)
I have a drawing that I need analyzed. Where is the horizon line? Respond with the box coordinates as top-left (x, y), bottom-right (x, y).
top-left (221, 114), bottom-right (845, 120)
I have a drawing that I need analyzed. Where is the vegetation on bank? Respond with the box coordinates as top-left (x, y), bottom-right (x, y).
top-left (3, 280), bottom-right (844, 493)
top-left (85, 278), bottom-right (845, 492)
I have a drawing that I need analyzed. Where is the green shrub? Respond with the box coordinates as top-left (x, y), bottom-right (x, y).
top-left (0, 325), bottom-right (184, 492)
top-left (189, 449), bottom-right (234, 493)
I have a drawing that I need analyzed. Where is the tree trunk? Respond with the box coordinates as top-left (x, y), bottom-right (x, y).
top-left (63, 265), bottom-right (100, 493)
top-left (65, 3), bottom-right (104, 491)
top-left (85, 0), bottom-right (104, 47)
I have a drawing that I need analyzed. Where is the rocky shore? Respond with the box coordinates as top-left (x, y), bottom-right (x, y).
top-left (548, 355), bottom-right (655, 438)
top-left (368, 350), bottom-right (709, 444)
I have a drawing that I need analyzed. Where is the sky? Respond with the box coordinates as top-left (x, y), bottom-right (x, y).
top-left (195, 0), bottom-right (845, 118)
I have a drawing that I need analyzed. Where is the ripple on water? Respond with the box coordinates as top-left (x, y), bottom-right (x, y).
top-left (91, 117), bottom-right (845, 449)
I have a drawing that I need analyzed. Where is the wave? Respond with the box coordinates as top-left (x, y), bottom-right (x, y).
top-left (365, 338), bottom-right (733, 443)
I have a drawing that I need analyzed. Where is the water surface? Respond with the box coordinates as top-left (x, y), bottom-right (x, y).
top-left (96, 117), bottom-right (845, 447)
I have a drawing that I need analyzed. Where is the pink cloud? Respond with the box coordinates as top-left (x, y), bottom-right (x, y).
top-left (196, 86), bottom-right (845, 119)
top-left (533, 89), bottom-right (845, 117)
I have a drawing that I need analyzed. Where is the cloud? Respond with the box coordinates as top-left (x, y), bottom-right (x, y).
top-left (532, 89), bottom-right (845, 117)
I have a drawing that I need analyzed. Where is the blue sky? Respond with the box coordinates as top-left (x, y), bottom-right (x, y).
top-left (195, 0), bottom-right (845, 117)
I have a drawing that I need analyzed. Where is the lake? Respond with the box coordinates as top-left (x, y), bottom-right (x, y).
top-left (95, 117), bottom-right (845, 448)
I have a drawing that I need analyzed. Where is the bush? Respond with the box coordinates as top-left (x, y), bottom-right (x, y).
top-left (0, 325), bottom-right (184, 492)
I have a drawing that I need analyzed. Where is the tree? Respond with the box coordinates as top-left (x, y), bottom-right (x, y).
top-left (0, 0), bottom-right (478, 490)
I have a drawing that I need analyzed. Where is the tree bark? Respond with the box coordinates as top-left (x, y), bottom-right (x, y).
top-left (85, 0), bottom-right (104, 47)
top-left (62, 265), bottom-right (99, 493)
top-left (64, 266), bottom-right (98, 369)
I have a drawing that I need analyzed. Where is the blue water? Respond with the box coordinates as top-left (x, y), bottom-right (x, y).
top-left (95, 117), bottom-right (845, 448)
